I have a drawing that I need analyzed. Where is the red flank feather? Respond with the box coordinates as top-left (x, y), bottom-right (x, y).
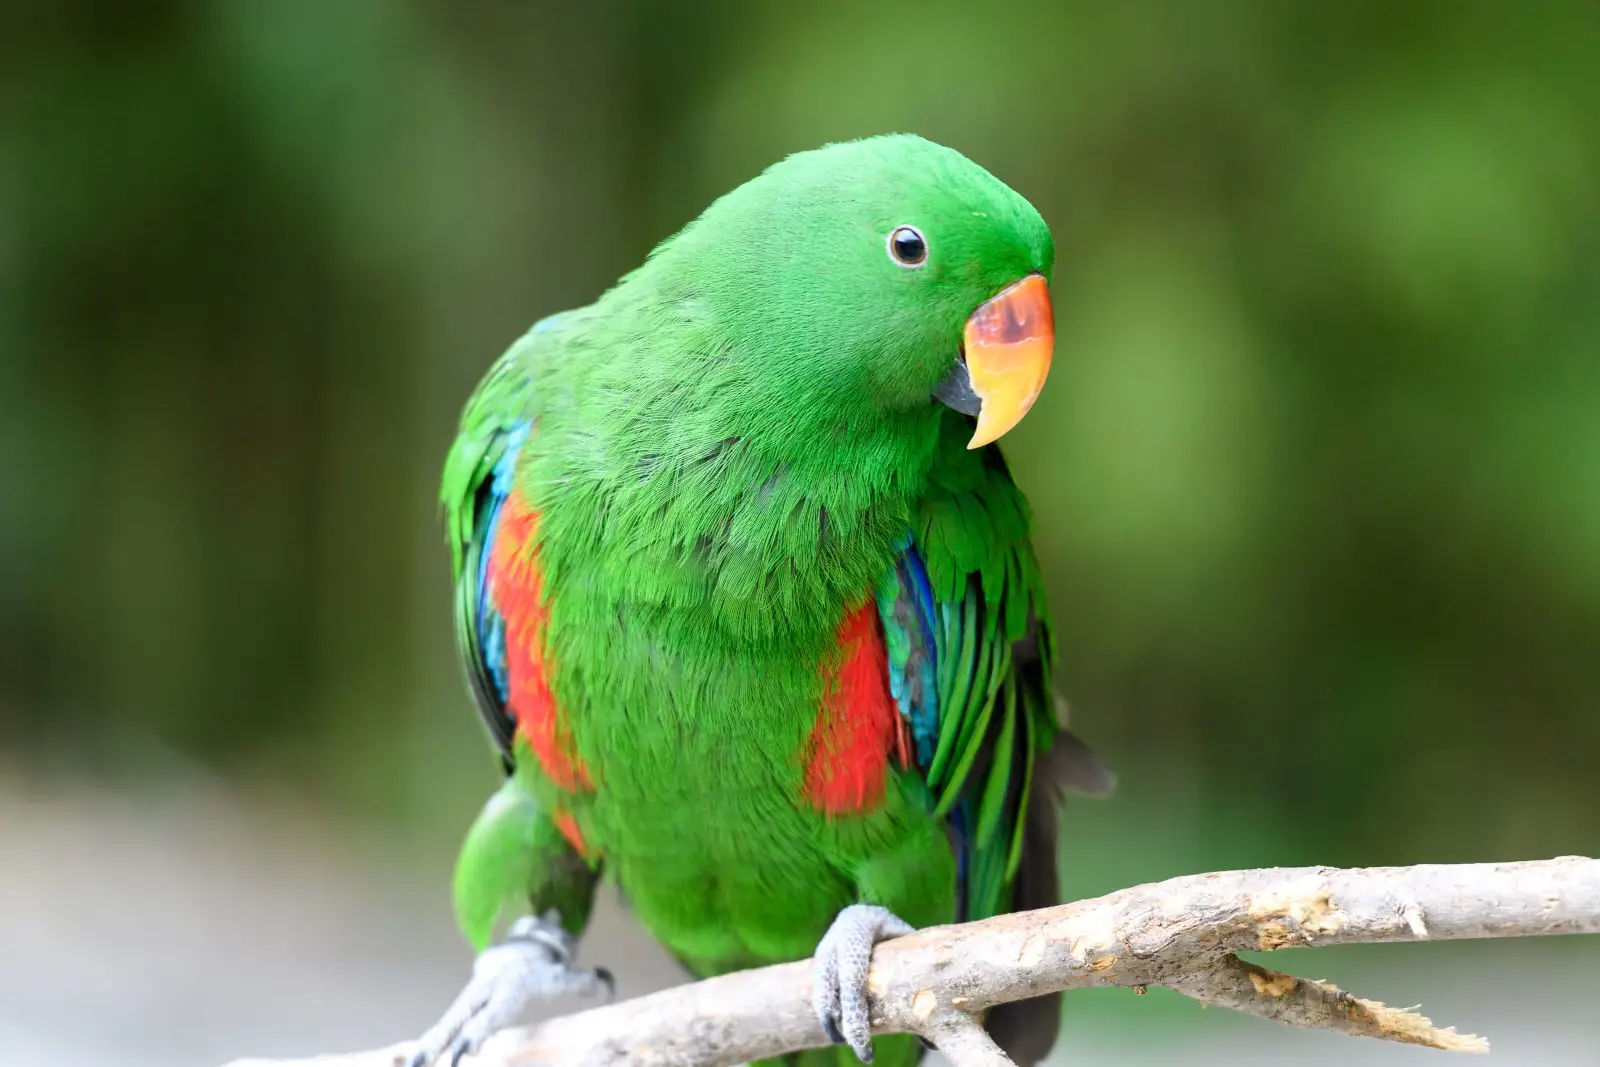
top-left (488, 491), bottom-right (592, 792)
top-left (552, 807), bottom-right (594, 861)
top-left (804, 601), bottom-right (909, 814)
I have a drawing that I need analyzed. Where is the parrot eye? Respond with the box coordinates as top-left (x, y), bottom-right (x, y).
top-left (887, 226), bottom-right (928, 268)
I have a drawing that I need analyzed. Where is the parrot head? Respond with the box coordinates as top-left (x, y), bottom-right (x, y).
top-left (652, 134), bottom-right (1056, 449)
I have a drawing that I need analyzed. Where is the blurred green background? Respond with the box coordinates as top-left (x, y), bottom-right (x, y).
top-left (2, 2), bottom-right (1597, 1064)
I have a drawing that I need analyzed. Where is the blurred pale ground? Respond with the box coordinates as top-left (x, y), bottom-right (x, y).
top-left (2, 2), bottom-right (1598, 1065)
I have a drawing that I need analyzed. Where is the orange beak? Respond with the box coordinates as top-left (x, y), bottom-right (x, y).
top-left (961, 273), bottom-right (1054, 448)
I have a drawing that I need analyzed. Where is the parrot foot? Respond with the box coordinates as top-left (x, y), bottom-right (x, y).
top-left (811, 903), bottom-right (916, 1064)
top-left (407, 911), bottom-right (613, 1067)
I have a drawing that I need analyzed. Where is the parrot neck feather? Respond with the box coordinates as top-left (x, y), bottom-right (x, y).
top-left (518, 283), bottom-right (948, 648)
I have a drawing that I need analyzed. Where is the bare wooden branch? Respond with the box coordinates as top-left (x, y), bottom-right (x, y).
top-left (222, 856), bottom-right (1599, 1067)
top-left (923, 1012), bottom-right (1013, 1067)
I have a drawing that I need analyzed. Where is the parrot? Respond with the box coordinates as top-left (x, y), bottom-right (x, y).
top-left (409, 134), bottom-right (1112, 1067)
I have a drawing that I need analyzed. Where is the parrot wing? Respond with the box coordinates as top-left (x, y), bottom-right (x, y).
top-left (440, 313), bottom-right (567, 769)
top-left (877, 441), bottom-right (1112, 924)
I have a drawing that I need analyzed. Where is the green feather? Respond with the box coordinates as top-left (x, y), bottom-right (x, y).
top-left (453, 772), bottom-right (546, 952)
top-left (1005, 684), bottom-right (1040, 880)
top-left (975, 680), bottom-right (1018, 847)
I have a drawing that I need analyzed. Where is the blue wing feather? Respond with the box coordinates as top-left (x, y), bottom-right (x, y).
top-left (878, 541), bottom-right (942, 766)
top-left (475, 496), bottom-right (510, 704)
top-left (473, 420), bottom-right (531, 705)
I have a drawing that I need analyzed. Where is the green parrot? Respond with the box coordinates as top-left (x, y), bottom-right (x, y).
top-left (410, 134), bottom-right (1111, 1067)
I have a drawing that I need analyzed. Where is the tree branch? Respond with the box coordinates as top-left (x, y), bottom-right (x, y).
top-left (222, 856), bottom-right (1599, 1067)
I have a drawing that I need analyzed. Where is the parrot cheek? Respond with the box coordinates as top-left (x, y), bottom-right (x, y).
top-left (954, 273), bottom-right (1054, 448)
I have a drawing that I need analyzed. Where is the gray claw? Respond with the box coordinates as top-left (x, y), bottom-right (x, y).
top-left (594, 966), bottom-right (616, 1001)
top-left (407, 912), bottom-right (611, 1066)
top-left (811, 904), bottom-right (916, 1063)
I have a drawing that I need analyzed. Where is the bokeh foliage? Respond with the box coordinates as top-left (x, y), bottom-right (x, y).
top-left (3, 1), bottom-right (1597, 876)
